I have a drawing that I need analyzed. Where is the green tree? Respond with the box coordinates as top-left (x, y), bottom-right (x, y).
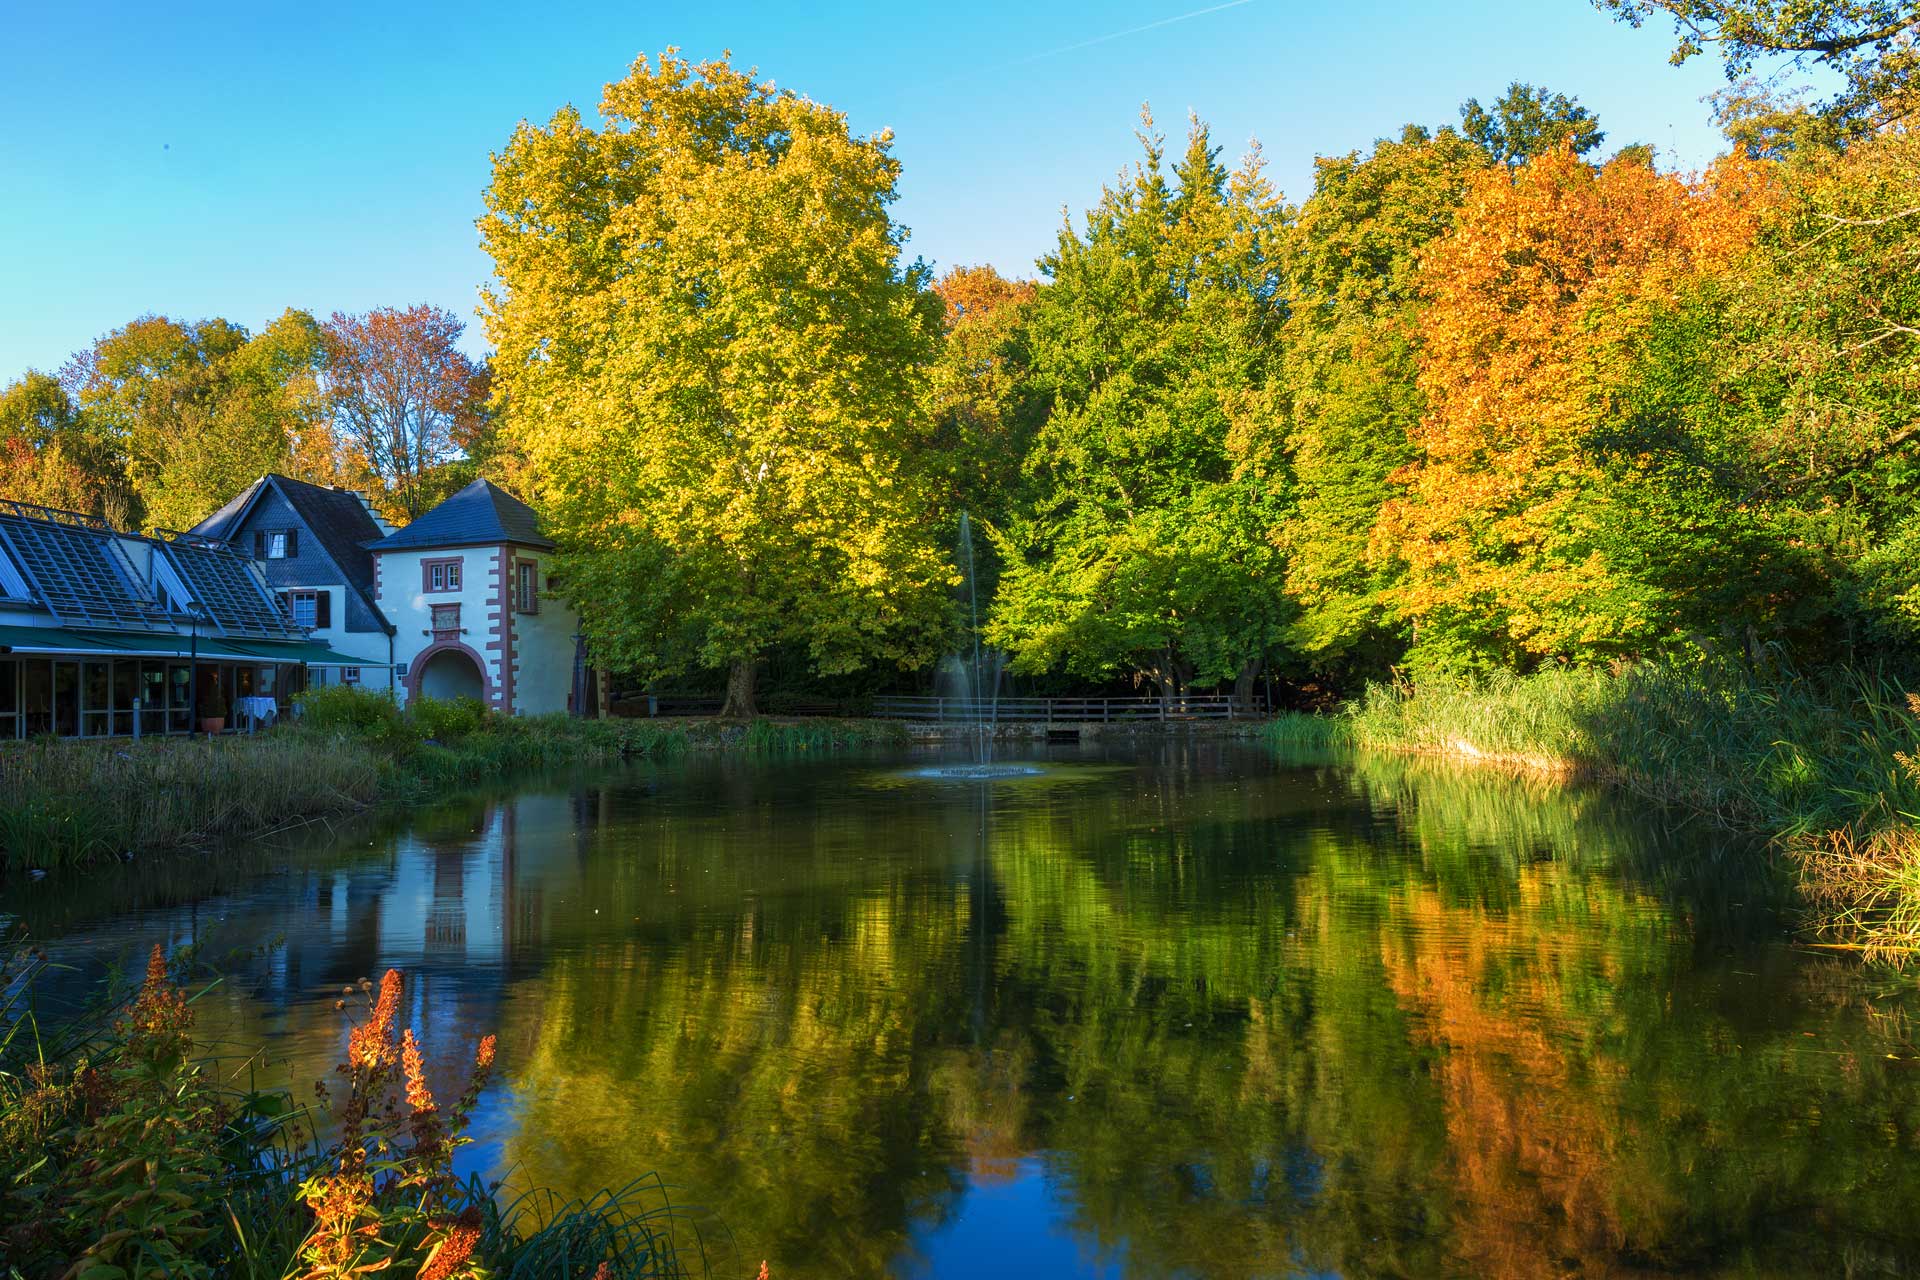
top-left (987, 112), bottom-right (1291, 702)
top-left (479, 51), bottom-right (953, 717)
top-left (0, 370), bottom-right (140, 525)
top-left (64, 310), bottom-right (330, 530)
top-left (1460, 82), bottom-right (1605, 172)
top-left (1594, 0), bottom-right (1920, 133)
top-left (1254, 124), bottom-right (1488, 682)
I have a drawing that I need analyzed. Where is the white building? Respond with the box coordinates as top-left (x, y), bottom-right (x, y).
top-left (365, 479), bottom-right (579, 715)
top-left (194, 475), bottom-right (583, 717)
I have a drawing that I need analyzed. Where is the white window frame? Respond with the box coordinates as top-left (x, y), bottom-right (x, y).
top-left (266, 531), bottom-right (289, 560)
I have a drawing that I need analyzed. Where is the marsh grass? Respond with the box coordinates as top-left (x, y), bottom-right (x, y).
top-left (1273, 660), bottom-right (1920, 957)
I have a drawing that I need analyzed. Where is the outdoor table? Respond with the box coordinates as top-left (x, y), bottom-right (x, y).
top-left (234, 695), bottom-right (279, 733)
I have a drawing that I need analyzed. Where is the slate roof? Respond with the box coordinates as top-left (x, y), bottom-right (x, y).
top-left (366, 479), bottom-right (555, 553)
top-left (192, 475), bottom-right (386, 597)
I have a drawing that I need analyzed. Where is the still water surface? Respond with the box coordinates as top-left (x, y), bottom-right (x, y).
top-left (13, 742), bottom-right (1920, 1278)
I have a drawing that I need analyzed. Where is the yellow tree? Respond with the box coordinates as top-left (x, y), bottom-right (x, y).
top-left (480, 51), bottom-right (952, 716)
top-left (1378, 147), bottom-right (1772, 671)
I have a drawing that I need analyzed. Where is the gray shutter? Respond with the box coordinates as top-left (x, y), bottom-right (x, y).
top-left (285, 528), bottom-right (299, 558)
top-left (254, 531), bottom-right (267, 558)
top-left (314, 591), bottom-right (331, 629)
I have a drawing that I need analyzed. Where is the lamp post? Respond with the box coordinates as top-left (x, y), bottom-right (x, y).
top-left (187, 601), bottom-right (204, 737)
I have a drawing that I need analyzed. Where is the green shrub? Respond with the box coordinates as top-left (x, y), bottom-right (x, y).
top-left (408, 694), bottom-right (492, 742)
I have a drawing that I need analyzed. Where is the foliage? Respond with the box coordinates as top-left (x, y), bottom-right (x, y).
top-left (1279, 656), bottom-right (1920, 954)
top-left (479, 50), bottom-right (953, 718)
top-left (1593, 0), bottom-right (1920, 133)
top-left (321, 305), bottom-right (491, 522)
top-left (1253, 123), bottom-right (1488, 677)
top-left (0, 371), bottom-right (141, 524)
top-left (986, 111), bottom-right (1292, 699)
top-left (63, 310), bottom-right (336, 531)
top-left (1377, 147), bottom-right (1776, 675)
top-left (0, 947), bottom-right (709, 1278)
top-left (1459, 81), bottom-right (1606, 170)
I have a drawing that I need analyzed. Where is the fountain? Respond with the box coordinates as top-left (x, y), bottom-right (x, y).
top-left (913, 512), bottom-right (1042, 781)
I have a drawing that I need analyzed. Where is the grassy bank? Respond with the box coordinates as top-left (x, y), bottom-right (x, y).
top-left (0, 688), bottom-right (908, 871)
top-left (1271, 660), bottom-right (1920, 957)
top-left (1, 944), bottom-right (722, 1279)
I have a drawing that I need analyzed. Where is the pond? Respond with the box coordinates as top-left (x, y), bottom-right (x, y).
top-left (11, 741), bottom-right (1920, 1278)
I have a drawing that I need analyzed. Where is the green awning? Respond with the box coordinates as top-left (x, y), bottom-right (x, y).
top-left (0, 625), bottom-right (373, 667)
top-left (220, 638), bottom-right (376, 666)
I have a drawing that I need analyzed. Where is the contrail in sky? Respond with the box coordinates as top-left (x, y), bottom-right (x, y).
top-left (1017, 0), bottom-right (1259, 64)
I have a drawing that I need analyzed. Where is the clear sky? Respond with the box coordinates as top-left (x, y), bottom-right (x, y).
top-left (0, 0), bottom-right (1741, 385)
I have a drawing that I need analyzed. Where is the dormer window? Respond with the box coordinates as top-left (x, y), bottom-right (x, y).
top-left (254, 529), bottom-right (298, 560)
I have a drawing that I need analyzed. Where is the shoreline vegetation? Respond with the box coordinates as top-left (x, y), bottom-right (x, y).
top-left (0, 686), bottom-right (906, 873)
top-left (1, 943), bottom-right (724, 1279)
top-left (1269, 657), bottom-right (1920, 958)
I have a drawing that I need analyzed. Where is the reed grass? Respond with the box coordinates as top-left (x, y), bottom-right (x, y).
top-left (0, 689), bottom-right (914, 872)
top-left (1271, 658), bottom-right (1920, 957)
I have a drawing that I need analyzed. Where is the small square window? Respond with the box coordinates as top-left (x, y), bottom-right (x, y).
top-left (340, 667), bottom-right (361, 685)
top-left (425, 558), bottom-right (462, 593)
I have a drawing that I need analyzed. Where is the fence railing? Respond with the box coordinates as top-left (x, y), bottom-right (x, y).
top-left (869, 695), bottom-right (1253, 723)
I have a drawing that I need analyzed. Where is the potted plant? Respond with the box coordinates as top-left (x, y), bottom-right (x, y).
top-left (197, 676), bottom-right (228, 735)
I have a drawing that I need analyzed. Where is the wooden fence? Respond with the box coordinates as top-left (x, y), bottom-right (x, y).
top-left (869, 695), bottom-right (1252, 723)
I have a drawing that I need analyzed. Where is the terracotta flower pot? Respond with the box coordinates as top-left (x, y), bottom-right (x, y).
top-left (199, 716), bottom-right (226, 734)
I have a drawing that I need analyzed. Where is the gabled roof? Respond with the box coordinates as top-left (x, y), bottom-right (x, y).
top-left (192, 474), bottom-right (391, 631)
top-left (366, 479), bottom-right (555, 553)
top-left (192, 475), bottom-right (386, 596)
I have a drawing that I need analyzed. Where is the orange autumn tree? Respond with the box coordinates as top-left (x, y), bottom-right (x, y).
top-left (1377, 147), bottom-right (1773, 673)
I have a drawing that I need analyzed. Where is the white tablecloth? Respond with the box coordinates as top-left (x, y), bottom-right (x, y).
top-left (234, 696), bottom-right (279, 729)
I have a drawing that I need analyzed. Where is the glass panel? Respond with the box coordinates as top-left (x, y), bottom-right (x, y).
top-left (292, 593), bottom-right (317, 628)
top-left (83, 660), bottom-right (112, 736)
top-left (54, 661), bottom-right (79, 737)
top-left (0, 658), bottom-right (17, 740)
top-left (25, 659), bottom-right (52, 736)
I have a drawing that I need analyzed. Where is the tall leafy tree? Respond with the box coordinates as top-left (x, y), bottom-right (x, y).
top-left (0, 370), bottom-right (139, 525)
top-left (321, 305), bottom-right (488, 522)
top-left (479, 51), bottom-right (952, 717)
top-left (923, 264), bottom-right (1042, 531)
top-left (1460, 82), bottom-right (1606, 171)
top-left (64, 310), bottom-right (328, 530)
top-left (1379, 148), bottom-right (1775, 673)
top-left (1252, 124), bottom-right (1487, 681)
top-left (1594, 0), bottom-right (1920, 132)
top-left (987, 112), bottom-right (1291, 702)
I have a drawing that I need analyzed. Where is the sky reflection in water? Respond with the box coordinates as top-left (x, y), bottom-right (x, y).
top-left (11, 742), bottom-right (1920, 1279)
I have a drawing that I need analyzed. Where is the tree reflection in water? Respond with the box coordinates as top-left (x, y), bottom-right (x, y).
top-left (19, 745), bottom-right (1920, 1278)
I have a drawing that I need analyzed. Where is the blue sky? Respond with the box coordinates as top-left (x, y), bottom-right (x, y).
top-left (0, 0), bottom-right (1741, 384)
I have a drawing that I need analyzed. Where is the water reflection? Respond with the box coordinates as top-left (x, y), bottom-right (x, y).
top-left (11, 744), bottom-right (1920, 1278)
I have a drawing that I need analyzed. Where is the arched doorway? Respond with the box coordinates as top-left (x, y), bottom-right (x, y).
top-left (417, 648), bottom-right (485, 703)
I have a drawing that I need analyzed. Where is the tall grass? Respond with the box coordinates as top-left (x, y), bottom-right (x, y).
top-left (1271, 658), bottom-right (1920, 957)
top-left (1, 690), bottom-right (916, 872)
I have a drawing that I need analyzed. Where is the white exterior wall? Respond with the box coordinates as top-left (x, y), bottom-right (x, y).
top-left (503, 548), bottom-right (577, 716)
top-left (374, 546), bottom-right (505, 710)
top-left (302, 586), bottom-right (396, 694)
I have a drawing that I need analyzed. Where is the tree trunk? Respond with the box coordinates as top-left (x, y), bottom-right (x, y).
top-left (721, 658), bottom-right (758, 720)
top-left (1233, 657), bottom-right (1264, 712)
